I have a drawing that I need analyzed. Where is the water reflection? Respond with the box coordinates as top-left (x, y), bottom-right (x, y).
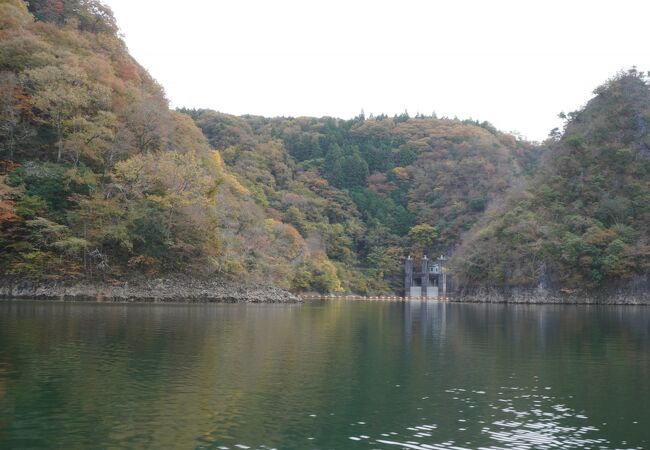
top-left (0, 300), bottom-right (648, 449)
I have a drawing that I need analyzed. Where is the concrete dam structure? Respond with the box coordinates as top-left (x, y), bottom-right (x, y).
top-left (404, 255), bottom-right (449, 299)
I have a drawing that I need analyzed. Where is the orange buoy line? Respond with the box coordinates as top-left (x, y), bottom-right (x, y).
top-left (298, 294), bottom-right (451, 302)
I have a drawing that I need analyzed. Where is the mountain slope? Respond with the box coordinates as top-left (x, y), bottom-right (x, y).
top-left (0, 0), bottom-right (547, 294)
top-left (187, 110), bottom-right (542, 293)
top-left (0, 0), bottom-right (323, 289)
top-left (453, 70), bottom-right (650, 291)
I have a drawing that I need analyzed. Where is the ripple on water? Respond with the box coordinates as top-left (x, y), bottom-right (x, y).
top-left (1, 301), bottom-right (648, 450)
top-left (347, 386), bottom-right (637, 450)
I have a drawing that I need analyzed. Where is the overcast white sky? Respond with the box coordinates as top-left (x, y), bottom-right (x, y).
top-left (103, 0), bottom-right (649, 141)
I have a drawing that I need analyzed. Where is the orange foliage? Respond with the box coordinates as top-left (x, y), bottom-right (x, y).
top-left (0, 161), bottom-right (20, 224)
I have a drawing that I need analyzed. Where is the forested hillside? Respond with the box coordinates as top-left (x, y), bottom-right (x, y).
top-left (453, 70), bottom-right (650, 291)
top-left (185, 110), bottom-right (540, 293)
top-left (0, 0), bottom-right (322, 289)
top-left (4, 1), bottom-right (646, 297)
top-left (0, 0), bottom-right (554, 295)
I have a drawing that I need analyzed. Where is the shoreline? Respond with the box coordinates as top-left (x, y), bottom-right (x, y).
top-left (2, 280), bottom-right (648, 306)
top-left (451, 287), bottom-right (650, 305)
top-left (300, 287), bottom-right (650, 305)
top-left (0, 277), bottom-right (301, 304)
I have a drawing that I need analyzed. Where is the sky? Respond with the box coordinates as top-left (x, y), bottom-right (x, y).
top-left (102, 0), bottom-right (650, 142)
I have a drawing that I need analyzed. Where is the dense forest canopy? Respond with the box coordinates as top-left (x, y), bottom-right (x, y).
top-left (0, 0), bottom-right (321, 289)
top-left (1, 0), bottom-right (647, 295)
top-left (182, 109), bottom-right (541, 293)
top-left (453, 70), bottom-right (650, 291)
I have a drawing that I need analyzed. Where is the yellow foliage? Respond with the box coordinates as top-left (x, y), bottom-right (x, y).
top-left (0, 0), bottom-right (33, 30)
top-left (583, 226), bottom-right (618, 247)
top-left (169, 111), bottom-right (210, 154)
top-left (209, 151), bottom-right (249, 196)
top-left (391, 166), bottom-right (409, 180)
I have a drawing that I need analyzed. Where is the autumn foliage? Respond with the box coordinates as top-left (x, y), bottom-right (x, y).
top-left (2, 0), bottom-right (646, 295)
top-left (0, 0), bottom-right (320, 288)
top-left (453, 70), bottom-right (650, 291)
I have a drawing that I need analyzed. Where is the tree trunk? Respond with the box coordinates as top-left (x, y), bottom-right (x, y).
top-left (56, 121), bottom-right (63, 161)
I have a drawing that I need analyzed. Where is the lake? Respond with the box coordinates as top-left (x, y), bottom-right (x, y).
top-left (0, 300), bottom-right (648, 450)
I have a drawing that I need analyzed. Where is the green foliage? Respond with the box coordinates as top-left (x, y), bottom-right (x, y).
top-left (189, 105), bottom-right (538, 293)
top-left (0, 1), bottom-right (314, 287)
top-left (26, 0), bottom-right (118, 33)
top-left (454, 71), bottom-right (650, 290)
top-left (469, 197), bottom-right (487, 212)
top-left (14, 0), bottom-right (645, 296)
top-left (9, 162), bottom-right (94, 215)
top-left (348, 188), bottom-right (414, 235)
top-left (337, 149), bottom-right (369, 188)
top-left (292, 253), bottom-right (342, 293)
top-left (408, 224), bottom-right (438, 251)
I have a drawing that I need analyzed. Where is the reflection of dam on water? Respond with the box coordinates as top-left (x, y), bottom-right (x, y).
top-left (400, 301), bottom-right (650, 355)
top-left (401, 301), bottom-right (561, 347)
top-left (1, 301), bottom-right (649, 449)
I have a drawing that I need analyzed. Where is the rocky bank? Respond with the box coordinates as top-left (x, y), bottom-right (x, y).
top-left (0, 277), bottom-right (300, 303)
top-left (452, 286), bottom-right (650, 305)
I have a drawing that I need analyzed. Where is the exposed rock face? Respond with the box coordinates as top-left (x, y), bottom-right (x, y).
top-left (0, 277), bottom-right (301, 303)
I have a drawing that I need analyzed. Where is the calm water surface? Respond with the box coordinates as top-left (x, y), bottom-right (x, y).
top-left (0, 300), bottom-right (648, 450)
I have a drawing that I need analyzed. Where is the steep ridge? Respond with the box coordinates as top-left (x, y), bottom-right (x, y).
top-left (0, 0), bottom-right (317, 290)
top-left (453, 70), bottom-right (650, 294)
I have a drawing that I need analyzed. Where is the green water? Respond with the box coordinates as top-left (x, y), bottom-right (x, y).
top-left (0, 301), bottom-right (648, 450)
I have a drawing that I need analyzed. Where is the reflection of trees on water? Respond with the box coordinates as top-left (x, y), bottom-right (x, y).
top-left (0, 302), bottom-right (385, 448)
top-left (402, 301), bottom-right (650, 359)
top-left (399, 301), bottom-right (650, 447)
top-left (0, 301), bottom-right (648, 449)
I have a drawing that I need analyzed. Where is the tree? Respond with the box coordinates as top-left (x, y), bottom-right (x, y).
top-left (73, 0), bottom-right (118, 34)
top-left (408, 224), bottom-right (438, 252)
top-left (63, 111), bottom-right (116, 167)
top-left (0, 73), bottom-right (34, 160)
top-left (367, 245), bottom-right (403, 279)
top-left (27, 0), bottom-right (118, 33)
top-left (27, 0), bottom-right (65, 24)
top-left (291, 264), bottom-right (312, 291)
top-left (308, 252), bottom-right (342, 293)
top-left (125, 95), bottom-right (170, 154)
top-left (23, 65), bottom-right (109, 161)
top-left (339, 150), bottom-right (369, 188)
top-left (323, 143), bottom-right (343, 184)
